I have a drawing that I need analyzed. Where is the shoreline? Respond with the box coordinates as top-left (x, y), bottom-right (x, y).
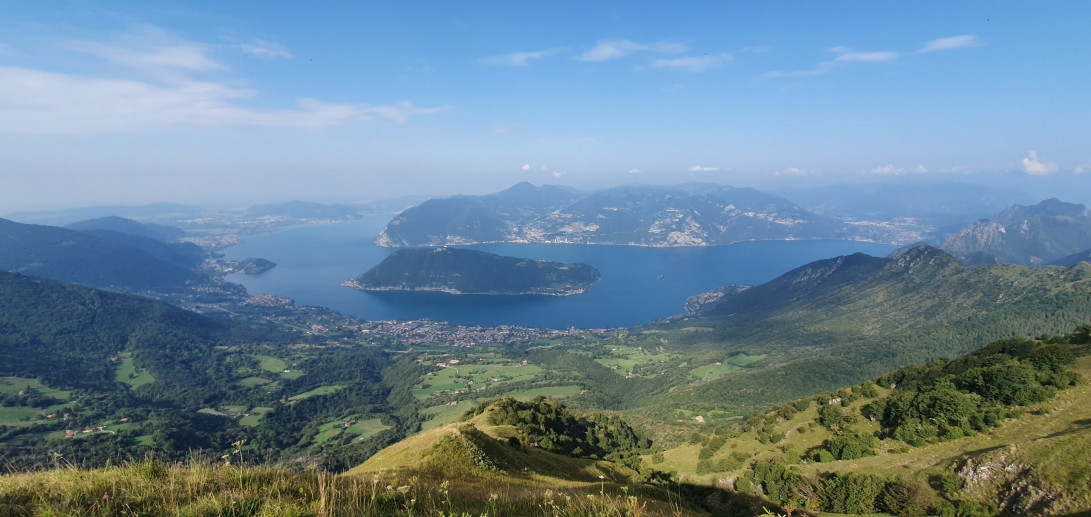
top-left (340, 278), bottom-right (589, 297)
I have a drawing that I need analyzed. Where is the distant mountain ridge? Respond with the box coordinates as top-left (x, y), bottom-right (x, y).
top-left (5, 203), bottom-right (201, 227)
top-left (245, 201), bottom-right (361, 221)
top-left (1050, 248), bottom-right (1091, 267)
top-left (940, 198), bottom-right (1091, 265)
top-left (66, 216), bottom-right (186, 242)
top-left (378, 182), bottom-right (863, 247)
top-left (0, 217), bottom-right (202, 292)
top-left (775, 182), bottom-right (1031, 234)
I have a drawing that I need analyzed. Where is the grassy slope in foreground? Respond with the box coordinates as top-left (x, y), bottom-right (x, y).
top-left (0, 405), bottom-right (756, 517)
top-left (652, 337), bottom-right (1090, 516)
top-left (345, 397), bottom-right (800, 516)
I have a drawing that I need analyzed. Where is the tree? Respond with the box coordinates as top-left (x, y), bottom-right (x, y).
top-left (819, 472), bottom-right (884, 514)
top-left (1029, 344), bottom-right (1075, 373)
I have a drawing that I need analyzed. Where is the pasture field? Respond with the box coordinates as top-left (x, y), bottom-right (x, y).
top-left (114, 356), bottom-right (155, 388)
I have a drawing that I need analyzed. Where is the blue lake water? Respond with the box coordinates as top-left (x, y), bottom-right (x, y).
top-left (222, 217), bottom-right (898, 329)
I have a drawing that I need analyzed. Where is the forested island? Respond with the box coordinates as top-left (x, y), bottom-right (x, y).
top-left (218, 257), bottom-right (277, 274)
top-left (345, 247), bottom-right (600, 296)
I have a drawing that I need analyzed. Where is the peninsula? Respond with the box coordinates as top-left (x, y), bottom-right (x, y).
top-left (344, 247), bottom-right (600, 296)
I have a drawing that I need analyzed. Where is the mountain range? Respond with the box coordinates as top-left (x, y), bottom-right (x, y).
top-left (774, 181), bottom-right (1032, 235)
top-left (65, 215), bottom-right (187, 242)
top-left (0, 217), bottom-right (203, 292)
top-left (378, 182), bottom-right (867, 247)
top-left (939, 198), bottom-right (1091, 265)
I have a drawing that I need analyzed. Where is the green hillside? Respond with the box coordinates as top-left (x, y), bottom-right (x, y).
top-left (6, 330), bottom-right (1084, 517)
top-left (0, 217), bottom-right (202, 292)
top-left (0, 271), bottom-right (399, 471)
top-left (647, 245), bottom-right (1091, 415)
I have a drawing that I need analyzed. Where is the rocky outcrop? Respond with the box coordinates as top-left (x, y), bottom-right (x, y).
top-left (940, 198), bottom-right (1091, 265)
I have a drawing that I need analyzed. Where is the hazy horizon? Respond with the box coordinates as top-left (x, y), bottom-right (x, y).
top-left (2, 2), bottom-right (1088, 212)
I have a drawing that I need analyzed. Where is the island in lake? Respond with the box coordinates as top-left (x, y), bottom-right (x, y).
top-left (344, 247), bottom-right (600, 296)
top-left (218, 257), bottom-right (277, 274)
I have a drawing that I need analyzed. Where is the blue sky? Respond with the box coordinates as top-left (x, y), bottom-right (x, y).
top-left (1, 2), bottom-right (1088, 211)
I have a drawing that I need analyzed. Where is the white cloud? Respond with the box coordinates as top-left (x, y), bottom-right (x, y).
top-left (628, 169), bottom-right (641, 174)
top-left (65, 40), bottom-right (222, 73)
top-left (774, 167), bottom-right (813, 176)
top-left (60, 26), bottom-right (223, 74)
top-left (0, 66), bottom-right (450, 133)
top-left (832, 50), bottom-right (900, 63)
top-left (688, 165), bottom-right (720, 172)
top-left (521, 164), bottom-right (530, 171)
top-left (650, 53), bottom-right (731, 72)
top-left (867, 164), bottom-right (903, 175)
top-left (239, 39), bottom-right (293, 60)
top-left (770, 35), bottom-right (977, 79)
top-left (1021, 150), bottom-right (1058, 175)
top-left (917, 35), bottom-right (979, 53)
top-left (541, 165), bottom-right (549, 171)
top-left (552, 171), bottom-right (566, 178)
top-left (864, 164), bottom-right (930, 176)
top-left (576, 39), bottom-right (686, 62)
top-left (0, 26), bottom-right (453, 134)
top-left (478, 47), bottom-right (563, 66)
top-left (493, 127), bottom-right (507, 134)
top-left (1076, 166), bottom-right (1086, 174)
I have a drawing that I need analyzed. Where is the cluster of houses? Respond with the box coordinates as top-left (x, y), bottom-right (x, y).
top-left (351, 319), bottom-right (610, 347)
top-left (62, 417), bottom-right (128, 438)
top-left (64, 426), bottom-right (113, 437)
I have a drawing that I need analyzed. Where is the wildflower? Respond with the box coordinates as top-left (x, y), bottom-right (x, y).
top-left (102, 492), bottom-right (109, 500)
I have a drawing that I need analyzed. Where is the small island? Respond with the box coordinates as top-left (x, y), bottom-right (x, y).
top-left (344, 248), bottom-right (600, 296)
top-left (218, 257), bottom-right (277, 275)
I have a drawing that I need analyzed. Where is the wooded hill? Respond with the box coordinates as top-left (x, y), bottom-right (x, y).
top-left (647, 245), bottom-right (1091, 414)
top-left (0, 270), bottom-right (401, 471)
top-left (0, 217), bottom-right (203, 293)
top-left (351, 247), bottom-right (600, 295)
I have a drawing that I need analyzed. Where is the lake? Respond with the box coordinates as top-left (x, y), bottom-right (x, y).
top-left (222, 216), bottom-right (898, 329)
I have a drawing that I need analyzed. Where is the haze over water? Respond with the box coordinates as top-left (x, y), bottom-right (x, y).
top-left (223, 215), bottom-right (898, 328)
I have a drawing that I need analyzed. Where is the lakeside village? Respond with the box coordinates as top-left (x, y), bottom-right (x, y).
top-left (217, 293), bottom-right (613, 349)
top-left (354, 319), bottom-right (608, 348)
